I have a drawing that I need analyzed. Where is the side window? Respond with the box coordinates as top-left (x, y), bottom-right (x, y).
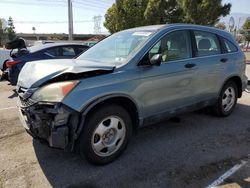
top-left (194, 30), bottom-right (221, 57)
top-left (61, 46), bottom-right (76, 56)
top-left (222, 38), bottom-right (238, 53)
top-left (149, 30), bottom-right (191, 62)
top-left (44, 47), bottom-right (60, 57)
top-left (74, 46), bottom-right (88, 55)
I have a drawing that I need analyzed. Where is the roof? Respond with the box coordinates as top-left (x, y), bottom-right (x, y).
top-left (123, 23), bottom-right (227, 32)
top-left (123, 23), bottom-right (234, 40)
top-left (124, 25), bottom-right (165, 32)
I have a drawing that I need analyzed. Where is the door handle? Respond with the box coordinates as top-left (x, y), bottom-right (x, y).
top-left (220, 58), bottom-right (228, 63)
top-left (185, 63), bottom-right (196, 68)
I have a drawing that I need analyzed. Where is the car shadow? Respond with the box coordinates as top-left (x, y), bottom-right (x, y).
top-left (33, 102), bottom-right (250, 188)
top-left (8, 89), bottom-right (18, 99)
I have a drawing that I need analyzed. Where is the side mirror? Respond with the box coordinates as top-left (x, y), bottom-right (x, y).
top-left (150, 54), bottom-right (162, 66)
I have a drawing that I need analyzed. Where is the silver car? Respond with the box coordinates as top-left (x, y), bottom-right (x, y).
top-left (17, 24), bottom-right (248, 164)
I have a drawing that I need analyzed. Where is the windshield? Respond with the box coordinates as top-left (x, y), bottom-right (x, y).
top-left (77, 30), bottom-right (154, 65)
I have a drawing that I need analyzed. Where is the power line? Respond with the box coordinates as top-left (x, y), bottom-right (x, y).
top-left (14, 20), bottom-right (93, 24)
top-left (73, 1), bottom-right (110, 9)
top-left (0, 0), bottom-right (112, 10)
top-left (0, 0), bottom-right (67, 7)
top-left (74, 0), bottom-right (114, 6)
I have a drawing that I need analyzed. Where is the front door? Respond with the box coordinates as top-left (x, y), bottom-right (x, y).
top-left (136, 30), bottom-right (197, 120)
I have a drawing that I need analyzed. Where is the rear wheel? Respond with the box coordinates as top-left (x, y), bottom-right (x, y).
top-left (79, 104), bottom-right (132, 165)
top-left (212, 81), bottom-right (238, 117)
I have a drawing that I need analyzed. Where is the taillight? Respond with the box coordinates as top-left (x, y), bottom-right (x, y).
top-left (6, 60), bottom-right (22, 68)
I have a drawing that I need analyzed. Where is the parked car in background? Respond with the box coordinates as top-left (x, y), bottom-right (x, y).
top-left (83, 41), bottom-right (98, 47)
top-left (0, 49), bottom-right (11, 72)
top-left (32, 40), bottom-right (55, 46)
top-left (17, 24), bottom-right (247, 165)
top-left (244, 43), bottom-right (250, 51)
top-left (7, 43), bottom-right (89, 85)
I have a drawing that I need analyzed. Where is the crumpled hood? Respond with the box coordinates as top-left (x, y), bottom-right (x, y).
top-left (17, 59), bottom-right (115, 89)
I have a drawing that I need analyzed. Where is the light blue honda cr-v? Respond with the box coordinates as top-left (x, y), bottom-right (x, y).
top-left (17, 24), bottom-right (248, 164)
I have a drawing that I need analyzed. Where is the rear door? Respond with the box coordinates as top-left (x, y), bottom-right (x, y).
top-left (190, 30), bottom-right (224, 102)
top-left (137, 30), bottom-right (197, 119)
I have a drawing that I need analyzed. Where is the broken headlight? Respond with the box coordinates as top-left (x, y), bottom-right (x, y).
top-left (31, 81), bottom-right (79, 102)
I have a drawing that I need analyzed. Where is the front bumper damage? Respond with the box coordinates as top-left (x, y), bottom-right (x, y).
top-left (18, 98), bottom-right (80, 150)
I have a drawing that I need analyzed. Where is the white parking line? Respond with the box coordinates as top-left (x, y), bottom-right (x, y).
top-left (206, 160), bottom-right (247, 188)
top-left (0, 106), bottom-right (17, 111)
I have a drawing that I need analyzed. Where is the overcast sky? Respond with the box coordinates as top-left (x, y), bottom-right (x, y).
top-left (0, 0), bottom-right (249, 34)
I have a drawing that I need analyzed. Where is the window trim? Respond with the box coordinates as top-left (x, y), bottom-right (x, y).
top-left (190, 30), bottom-right (198, 57)
top-left (138, 28), bottom-right (240, 67)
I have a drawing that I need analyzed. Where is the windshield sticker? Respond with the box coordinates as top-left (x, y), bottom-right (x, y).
top-left (132, 32), bottom-right (152, 36)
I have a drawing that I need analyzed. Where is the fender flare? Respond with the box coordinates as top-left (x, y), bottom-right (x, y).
top-left (73, 93), bottom-right (142, 140)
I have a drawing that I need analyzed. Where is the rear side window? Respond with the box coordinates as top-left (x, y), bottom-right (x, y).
top-left (61, 46), bottom-right (76, 56)
top-left (74, 46), bottom-right (88, 55)
top-left (44, 47), bottom-right (60, 57)
top-left (194, 31), bottom-right (221, 57)
top-left (222, 38), bottom-right (238, 53)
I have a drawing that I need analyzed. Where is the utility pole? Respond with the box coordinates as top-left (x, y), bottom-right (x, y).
top-left (68, 0), bottom-right (73, 41)
top-left (238, 17), bottom-right (241, 35)
top-left (93, 15), bottom-right (102, 34)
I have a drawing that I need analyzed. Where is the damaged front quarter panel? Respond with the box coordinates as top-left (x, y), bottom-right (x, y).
top-left (19, 101), bottom-right (80, 151)
top-left (17, 58), bottom-right (115, 89)
top-left (40, 69), bottom-right (114, 87)
top-left (17, 59), bottom-right (116, 151)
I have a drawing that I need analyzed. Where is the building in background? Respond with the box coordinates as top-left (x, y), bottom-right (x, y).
top-left (16, 33), bottom-right (108, 46)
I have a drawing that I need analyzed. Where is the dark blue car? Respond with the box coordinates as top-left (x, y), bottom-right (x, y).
top-left (6, 43), bottom-right (89, 85)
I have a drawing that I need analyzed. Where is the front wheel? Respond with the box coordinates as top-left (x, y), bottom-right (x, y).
top-left (212, 81), bottom-right (238, 117)
top-left (79, 104), bottom-right (132, 165)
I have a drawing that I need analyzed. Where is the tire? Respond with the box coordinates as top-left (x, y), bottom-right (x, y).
top-left (212, 81), bottom-right (238, 117)
top-left (79, 104), bottom-right (132, 165)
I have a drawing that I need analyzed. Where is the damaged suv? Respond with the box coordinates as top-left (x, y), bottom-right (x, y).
top-left (17, 24), bottom-right (248, 164)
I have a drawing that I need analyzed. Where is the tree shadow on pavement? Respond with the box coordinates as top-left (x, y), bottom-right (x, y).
top-left (33, 103), bottom-right (250, 188)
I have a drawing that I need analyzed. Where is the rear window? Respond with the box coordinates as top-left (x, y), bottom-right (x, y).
top-left (222, 38), bottom-right (238, 53)
top-left (194, 30), bottom-right (221, 57)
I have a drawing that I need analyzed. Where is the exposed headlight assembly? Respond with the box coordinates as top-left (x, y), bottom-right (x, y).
top-left (31, 81), bottom-right (79, 102)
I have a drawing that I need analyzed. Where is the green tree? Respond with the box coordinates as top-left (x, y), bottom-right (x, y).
top-left (242, 17), bottom-right (250, 30)
top-left (215, 22), bottom-right (226, 30)
top-left (0, 19), bottom-right (3, 46)
top-left (5, 17), bottom-right (16, 40)
top-left (104, 0), bottom-right (231, 33)
top-left (104, 0), bottom-right (148, 33)
top-left (104, 4), bottom-right (119, 33)
top-left (144, 0), bottom-right (183, 25)
top-left (180, 0), bottom-right (231, 25)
